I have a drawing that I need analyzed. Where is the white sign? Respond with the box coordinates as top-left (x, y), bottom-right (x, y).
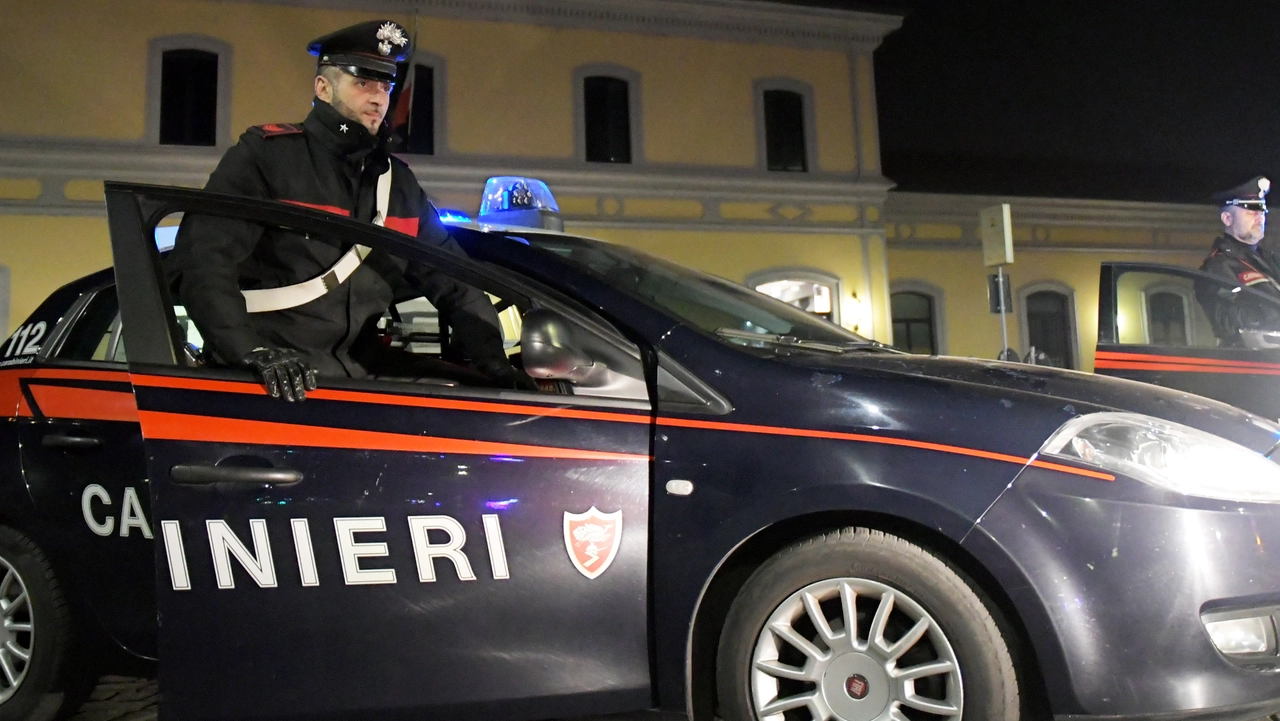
top-left (980, 204), bottom-right (1014, 267)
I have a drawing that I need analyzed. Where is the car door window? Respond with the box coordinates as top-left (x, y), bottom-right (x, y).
top-left (55, 286), bottom-right (204, 365)
top-left (1112, 267), bottom-right (1276, 349)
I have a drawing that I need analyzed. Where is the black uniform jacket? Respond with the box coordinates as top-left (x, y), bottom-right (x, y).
top-left (169, 100), bottom-right (507, 378)
top-left (1196, 233), bottom-right (1280, 345)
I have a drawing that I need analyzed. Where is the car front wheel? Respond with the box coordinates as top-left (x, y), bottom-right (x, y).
top-left (716, 527), bottom-right (1018, 721)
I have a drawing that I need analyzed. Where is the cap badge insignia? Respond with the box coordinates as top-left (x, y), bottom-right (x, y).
top-left (563, 507), bottom-right (622, 579)
top-left (376, 22), bottom-right (408, 56)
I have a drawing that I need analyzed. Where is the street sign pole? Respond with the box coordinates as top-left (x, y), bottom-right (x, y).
top-left (980, 204), bottom-right (1015, 359)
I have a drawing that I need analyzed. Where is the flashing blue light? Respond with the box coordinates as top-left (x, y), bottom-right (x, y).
top-left (438, 209), bottom-right (473, 224)
top-left (480, 177), bottom-right (559, 215)
top-left (485, 498), bottom-right (520, 510)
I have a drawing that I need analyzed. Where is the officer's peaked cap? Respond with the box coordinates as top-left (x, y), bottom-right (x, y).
top-left (1214, 175), bottom-right (1270, 212)
top-left (308, 20), bottom-right (411, 82)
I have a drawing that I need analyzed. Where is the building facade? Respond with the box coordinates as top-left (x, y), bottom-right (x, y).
top-left (0, 0), bottom-right (900, 341)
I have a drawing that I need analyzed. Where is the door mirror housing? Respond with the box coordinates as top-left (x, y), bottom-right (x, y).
top-left (520, 309), bottom-right (601, 383)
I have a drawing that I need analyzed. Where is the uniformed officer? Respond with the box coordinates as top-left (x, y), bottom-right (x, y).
top-left (1195, 175), bottom-right (1280, 348)
top-left (170, 20), bottom-right (530, 400)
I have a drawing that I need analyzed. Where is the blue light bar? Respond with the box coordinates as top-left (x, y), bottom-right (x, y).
top-left (438, 209), bottom-right (473, 224)
top-left (477, 176), bottom-right (563, 231)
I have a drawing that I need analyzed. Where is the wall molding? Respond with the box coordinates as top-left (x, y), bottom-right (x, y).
top-left (222, 0), bottom-right (903, 51)
top-left (886, 191), bottom-right (1220, 232)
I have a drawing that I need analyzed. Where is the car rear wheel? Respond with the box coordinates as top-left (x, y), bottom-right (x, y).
top-left (716, 527), bottom-right (1018, 721)
top-left (0, 527), bottom-right (93, 721)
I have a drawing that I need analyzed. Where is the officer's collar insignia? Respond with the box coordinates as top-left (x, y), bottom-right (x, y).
top-left (376, 22), bottom-right (408, 56)
top-left (339, 123), bottom-right (349, 133)
top-left (563, 507), bottom-right (622, 579)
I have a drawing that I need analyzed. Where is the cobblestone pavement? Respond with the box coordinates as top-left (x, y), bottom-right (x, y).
top-left (69, 677), bottom-right (686, 721)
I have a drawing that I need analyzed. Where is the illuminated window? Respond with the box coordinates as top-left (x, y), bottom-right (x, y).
top-left (583, 76), bottom-right (632, 163)
top-left (748, 270), bottom-right (841, 325)
top-left (891, 292), bottom-right (936, 354)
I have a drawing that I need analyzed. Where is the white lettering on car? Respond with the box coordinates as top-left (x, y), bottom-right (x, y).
top-left (81, 484), bottom-right (115, 536)
top-left (158, 514), bottom-right (514, 591)
top-left (334, 517), bottom-right (397, 586)
top-left (482, 514), bottom-right (510, 580)
top-left (207, 519), bottom-right (277, 589)
top-left (408, 515), bottom-right (476, 582)
top-left (161, 520), bottom-right (192, 591)
top-left (3, 321), bottom-right (46, 358)
top-left (119, 487), bottom-right (153, 539)
top-left (291, 518), bottom-right (320, 587)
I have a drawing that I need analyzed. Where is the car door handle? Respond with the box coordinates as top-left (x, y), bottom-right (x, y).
top-left (170, 464), bottom-right (303, 486)
top-left (41, 434), bottom-right (101, 450)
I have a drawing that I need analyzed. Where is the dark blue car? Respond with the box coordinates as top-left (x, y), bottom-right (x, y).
top-left (1, 180), bottom-right (1279, 721)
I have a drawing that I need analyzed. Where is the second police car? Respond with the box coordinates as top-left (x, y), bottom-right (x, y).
top-left (2, 177), bottom-right (1280, 721)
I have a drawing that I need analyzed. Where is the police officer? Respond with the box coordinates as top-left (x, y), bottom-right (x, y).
top-left (170, 20), bottom-right (529, 400)
top-left (1196, 175), bottom-right (1280, 348)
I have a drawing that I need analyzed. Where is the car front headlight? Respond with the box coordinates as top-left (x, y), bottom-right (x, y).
top-left (1039, 412), bottom-right (1280, 503)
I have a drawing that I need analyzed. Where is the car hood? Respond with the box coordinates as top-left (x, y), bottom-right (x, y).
top-left (780, 350), bottom-right (1280, 453)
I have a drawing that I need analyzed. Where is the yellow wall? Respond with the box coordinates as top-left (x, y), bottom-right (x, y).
top-left (0, 216), bottom-right (113, 334)
top-left (569, 226), bottom-right (881, 339)
top-left (888, 248), bottom-right (1204, 371)
top-left (1, 0), bottom-right (858, 170)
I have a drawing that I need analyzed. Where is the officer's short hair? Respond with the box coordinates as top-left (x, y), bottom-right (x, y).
top-left (318, 65), bottom-right (345, 85)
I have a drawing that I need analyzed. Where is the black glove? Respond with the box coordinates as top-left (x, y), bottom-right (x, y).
top-left (240, 347), bottom-right (318, 402)
top-left (476, 358), bottom-right (540, 392)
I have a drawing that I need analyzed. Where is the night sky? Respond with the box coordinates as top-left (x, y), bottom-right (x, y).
top-left (784, 1), bottom-right (1280, 203)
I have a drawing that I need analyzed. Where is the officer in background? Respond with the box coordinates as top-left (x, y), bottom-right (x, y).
top-left (170, 20), bottom-right (530, 400)
top-left (1196, 176), bottom-right (1280, 348)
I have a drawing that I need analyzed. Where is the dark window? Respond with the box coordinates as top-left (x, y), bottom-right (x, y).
top-left (159, 49), bottom-right (218, 146)
top-left (1147, 292), bottom-right (1188, 346)
top-left (1026, 290), bottom-right (1074, 368)
top-left (404, 64), bottom-right (435, 155)
top-left (763, 89), bottom-right (807, 172)
top-left (583, 76), bottom-right (632, 163)
top-left (56, 288), bottom-right (122, 362)
top-left (890, 291), bottom-right (936, 354)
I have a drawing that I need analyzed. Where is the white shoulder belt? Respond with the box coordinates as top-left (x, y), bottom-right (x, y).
top-left (241, 167), bottom-right (392, 314)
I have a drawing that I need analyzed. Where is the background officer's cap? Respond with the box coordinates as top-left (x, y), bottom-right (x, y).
top-left (1214, 175), bottom-right (1271, 213)
top-left (308, 20), bottom-right (411, 83)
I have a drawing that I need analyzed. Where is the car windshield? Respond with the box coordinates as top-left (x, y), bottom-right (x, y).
top-left (516, 233), bottom-right (871, 349)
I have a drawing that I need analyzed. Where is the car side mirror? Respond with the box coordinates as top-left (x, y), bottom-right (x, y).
top-left (521, 309), bottom-right (599, 383)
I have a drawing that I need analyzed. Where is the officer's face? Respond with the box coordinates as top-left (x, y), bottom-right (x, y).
top-left (1223, 206), bottom-right (1267, 244)
top-left (316, 73), bottom-right (392, 134)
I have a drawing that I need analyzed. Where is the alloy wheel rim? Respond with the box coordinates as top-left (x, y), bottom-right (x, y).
top-left (750, 577), bottom-right (962, 721)
top-left (0, 558), bottom-right (33, 704)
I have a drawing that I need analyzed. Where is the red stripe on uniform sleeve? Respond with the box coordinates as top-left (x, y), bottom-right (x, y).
top-left (384, 217), bottom-right (419, 236)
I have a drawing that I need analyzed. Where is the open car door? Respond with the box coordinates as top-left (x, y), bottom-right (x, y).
top-left (1096, 261), bottom-right (1280, 421)
top-left (104, 182), bottom-right (654, 721)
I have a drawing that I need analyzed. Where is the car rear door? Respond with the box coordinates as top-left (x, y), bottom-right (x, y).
top-left (105, 183), bottom-right (654, 721)
top-left (1096, 261), bottom-right (1280, 419)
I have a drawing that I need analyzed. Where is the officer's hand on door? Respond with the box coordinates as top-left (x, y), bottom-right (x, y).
top-left (240, 347), bottom-right (318, 401)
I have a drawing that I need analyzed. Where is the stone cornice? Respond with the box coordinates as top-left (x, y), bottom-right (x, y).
top-left (0, 138), bottom-right (891, 232)
top-left (225, 0), bottom-right (902, 51)
top-left (885, 191), bottom-right (1219, 233)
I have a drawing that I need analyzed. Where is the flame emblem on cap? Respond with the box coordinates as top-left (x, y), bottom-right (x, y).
top-left (376, 22), bottom-right (408, 56)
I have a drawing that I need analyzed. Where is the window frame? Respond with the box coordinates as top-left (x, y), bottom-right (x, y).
top-left (745, 267), bottom-right (843, 326)
top-left (1140, 283), bottom-right (1196, 347)
top-left (1017, 281), bottom-right (1079, 369)
top-left (145, 35), bottom-right (233, 147)
top-left (395, 51), bottom-right (448, 157)
top-left (889, 279), bottom-right (946, 354)
top-left (754, 78), bottom-right (818, 173)
top-left (574, 64), bottom-right (644, 164)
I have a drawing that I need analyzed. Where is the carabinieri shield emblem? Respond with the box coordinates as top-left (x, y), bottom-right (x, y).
top-left (563, 507), bottom-right (622, 579)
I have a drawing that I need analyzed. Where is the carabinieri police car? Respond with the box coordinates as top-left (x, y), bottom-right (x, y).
top-left (2, 178), bottom-right (1280, 721)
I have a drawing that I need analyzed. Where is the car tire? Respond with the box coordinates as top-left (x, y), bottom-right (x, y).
top-left (716, 527), bottom-right (1018, 721)
top-left (0, 526), bottom-right (93, 721)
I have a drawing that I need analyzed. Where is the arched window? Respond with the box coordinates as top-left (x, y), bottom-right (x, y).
top-left (747, 269), bottom-right (841, 325)
top-left (755, 79), bottom-right (815, 172)
top-left (1145, 289), bottom-right (1190, 346)
top-left (1019, 284), bottom-right (1077, 369)
top-left (146, 36), bottom-right (232, 146)
top-left (889, 281), bottom-right (945, 354)
top-left (389, 54), bottom-right (445, 155)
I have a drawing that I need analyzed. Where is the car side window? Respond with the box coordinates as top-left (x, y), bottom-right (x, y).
top-left (1115, 266), bottom-right (1280, 349)
top-left (161, 210), bottom-right (647, 399)
top-left (56, 287), bottom-right (123, 362)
